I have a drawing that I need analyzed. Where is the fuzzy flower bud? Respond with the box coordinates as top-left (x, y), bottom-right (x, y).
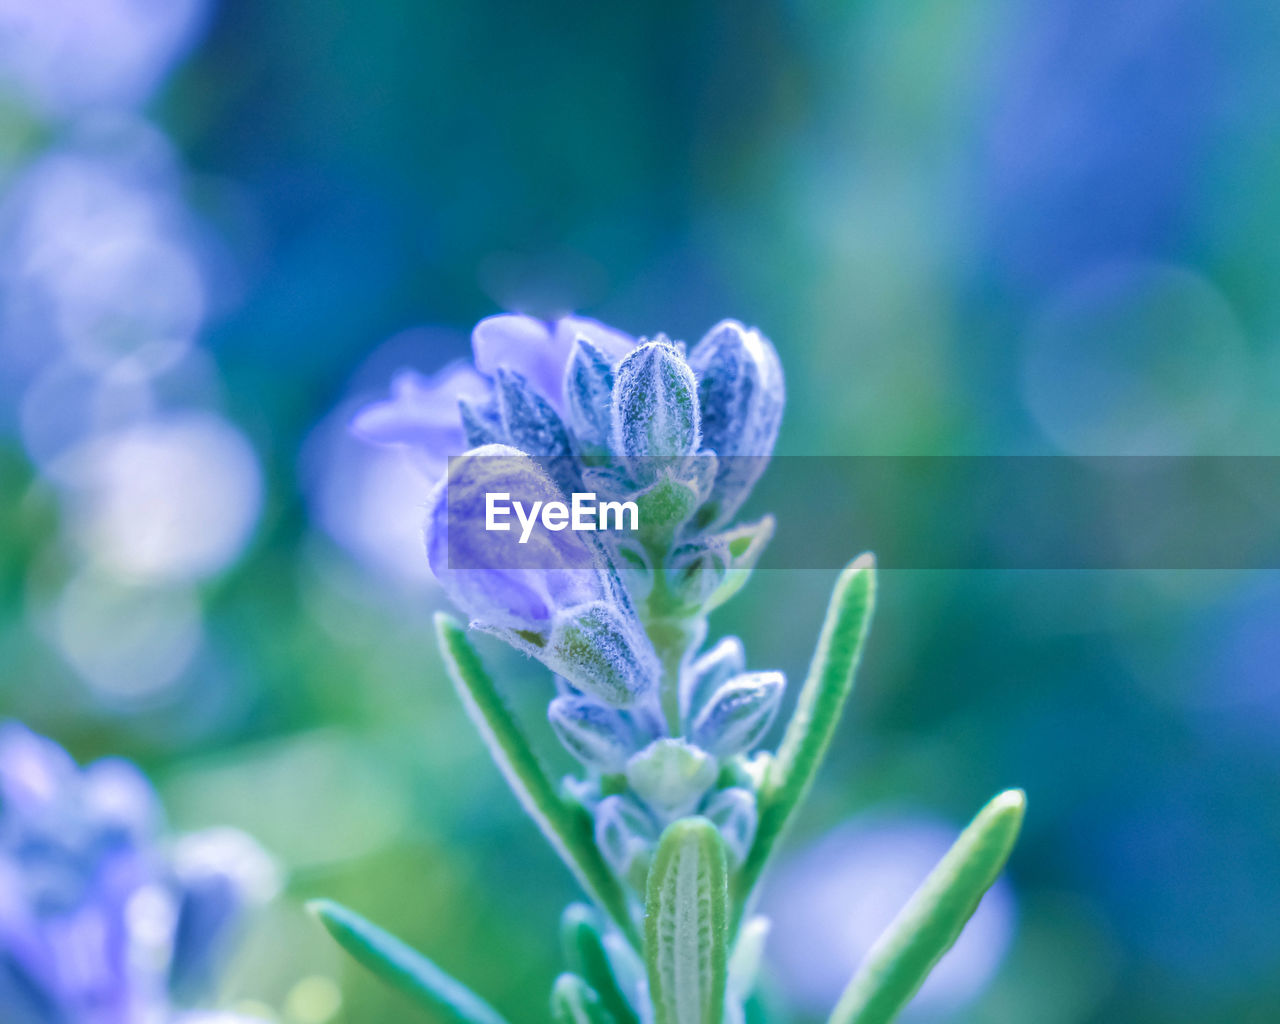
top-left (702, 786), bottom-right (759, 866)
top-left (690, 670), bottom-right (785, 758)
top-left (548, 695), bottom-right (637, 773)
top-left (688, 320), bottom-right (785, 521)
top-left (625, 738), bottom-right (718, 821)
top-left (610, 340), bottom-right (701, 469)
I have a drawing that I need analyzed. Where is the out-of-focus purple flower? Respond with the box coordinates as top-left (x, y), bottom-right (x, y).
top-left (167, 830), bottom-right (281, 1004)
top-left (0, 722), bottom-right (165, 1024)
top-left (0, 0), bottom-right (210, 118)
top-left (0, 722), bottom-right (277, 1024)
top-left (764, 813), bottom-right (1015, 1018)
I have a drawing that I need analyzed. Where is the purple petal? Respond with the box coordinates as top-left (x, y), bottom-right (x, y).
top-left (350, 362), bottom-right (489, 476)
top-left (0, 722), bottom-right (78, 814)
top-left (424, 444), bottom-right (604, 629)
top-left (473, 314), bottom-right (636, 415)
top-left (554, 316), bottom-right (636, 364)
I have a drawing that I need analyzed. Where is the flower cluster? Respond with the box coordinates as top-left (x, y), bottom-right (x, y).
top-left (338, 312), bottom-right (1021, 1024)
top-left (355, 314), bottom-right (785, 890)
top-left (0, 722), bottom-right (278, 1024)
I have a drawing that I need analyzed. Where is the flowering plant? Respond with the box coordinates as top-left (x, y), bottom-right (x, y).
top-left (0, 723), bottom-right (278, 1024)
top-left (316, 314), bottom-right (1024, 1024)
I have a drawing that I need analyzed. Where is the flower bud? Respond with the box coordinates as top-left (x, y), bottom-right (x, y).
top-left (679, 636), bottom-right (747, 727)
top-left (702, 787), bottom-right (758, 866)
top-left (458, 394), bottom-right (504, 447)
top-left (425, 444), bottom-right (603, 630)
top-left (548, 696), bottom-right (637, 773)
top-left (625, 738), bottom-right (718, 821)
top-left (495, 368), bottom-right (571, 455)
top-left (688, 321), bottom-right (784, 521)
top-left (168, 828), bottom-right (281, 1000)
top-left (564, 335), bottom-right (616, 449)
top-left (610, 340), bottom-right (700, 469)
top-left (690, 671), bottom-right (784, 758)
top-left (594, 794), bottom-right (656, 885)
top-left (551, 973), bottom-right (609, 1024)
top-left (547, 602), bottom-right (659, 706)
top-left (666, 538), bottom-right (730, 613)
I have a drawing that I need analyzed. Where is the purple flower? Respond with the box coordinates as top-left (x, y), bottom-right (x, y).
top-left (350, 362), bottom-right (490, 479)
top-left (425, 444), bottom-right (604, 629)
top-left (0, 722), bottom-right (164, 1024)
top-left (0, 723), bottom-right (277, 1024)
top-left (352, 314), bottom-right (636, 475)
top-left (472, 314), bottom-right (635, 418)
top-left (427, 445), bottom-right (658, 704)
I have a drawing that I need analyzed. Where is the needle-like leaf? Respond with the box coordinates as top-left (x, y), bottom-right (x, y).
top-left (736, 554), bottom-right (876, 913)
top-left (436, 613), bottom-right (639, 946)
top-left (552, 973), bottom-right (618, 1024)
top-left (645, 817), bottom-right (730, 1024)
top-left (827, 789), bottom-right (1026, 1024)
top-left (309, 899), bottom-right (509, 1024)
top-left (561, 904), bottom-right (641, 1024)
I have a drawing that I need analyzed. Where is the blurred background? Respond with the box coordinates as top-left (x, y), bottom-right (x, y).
top-left (1, 1), bottom-right (1279, 1021)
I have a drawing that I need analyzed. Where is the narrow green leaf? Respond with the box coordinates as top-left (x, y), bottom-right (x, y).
top-left (737, 554), bottom-right (876, 911)
top-left (645, 818), bottom-right (730, 1024)
top-left (309, 899), bottom-right (508, 1024)
top-left (552, 973), bottom-right (618, 1024)
top-left (436, 614), bottom-right (639, 946)
top-left (561, 904), bottom-right (641, 1024)
top-left (828, 789), bottom-right (1026, 1024)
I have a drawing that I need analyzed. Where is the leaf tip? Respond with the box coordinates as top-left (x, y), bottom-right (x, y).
top-left (986, 788), bottom-right (1027, 834)
top-left (306, 898), bottom-right (339, 925)
top-left (306, 899), bottom-right (355, 945)
top-left (434, 609), bottom-right (465, 639)
top-left (849, 551), bottom-right (876, 573)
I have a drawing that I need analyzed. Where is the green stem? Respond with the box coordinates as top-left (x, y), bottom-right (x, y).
top-left (646, 615), bottom-right (701, 735)
top-left (641, 563), bottom-right (706, 736)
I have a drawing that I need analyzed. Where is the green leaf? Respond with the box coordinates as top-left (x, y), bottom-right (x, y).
top-left (827, 789), bottom-right (1026, 1024)
top-left (552, 973), bottom-right (618, 1024)
top-left (737, 554), bottom-right (876, 912)
top-left (435, 614), bottom-right (639, 946)
top-left (308, 899), bottom-right (509, 1024)
top-left (645, 818), bottom-right (730, 1024)
top-left (561, 904), bottom-right (641, 1024)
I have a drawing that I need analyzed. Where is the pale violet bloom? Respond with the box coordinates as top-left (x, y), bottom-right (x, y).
top-left (471, 314), bottom-right (635, 418)
top-left (425, 445), bottom-right (658, 706)
top-left (350, 362), bottom-right (490, 480)
top-left (424, 444), bottom-right (603, 628)
top-left (351, 314), bottom-right (637, 474)
top-left (0, 723), bottom-right (278, 1024)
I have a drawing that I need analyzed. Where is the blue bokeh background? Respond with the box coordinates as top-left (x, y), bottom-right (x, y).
top-left (1, 1), bottom-right (1279, 1021)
